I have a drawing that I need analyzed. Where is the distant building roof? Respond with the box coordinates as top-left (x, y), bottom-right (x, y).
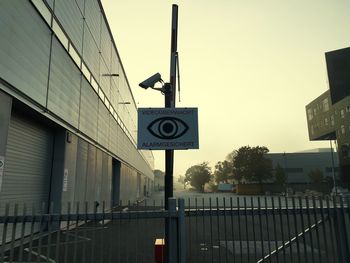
top-left (296, 148), bottom-right (336, 153)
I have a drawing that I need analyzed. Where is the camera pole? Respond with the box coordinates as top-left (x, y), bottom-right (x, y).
top-left (164, 4), bottom-right (178, 208)
top-left (164, 4), bottom-right (178, 263)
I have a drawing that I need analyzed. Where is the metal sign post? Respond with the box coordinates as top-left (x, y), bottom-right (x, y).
top-left (166, 5), bottom-right (178, 263)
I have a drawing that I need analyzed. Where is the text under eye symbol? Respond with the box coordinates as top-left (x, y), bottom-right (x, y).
top-left (147, 117), bottom-right (189, 139)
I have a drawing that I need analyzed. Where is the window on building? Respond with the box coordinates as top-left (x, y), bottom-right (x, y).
top-left (325, 167), bottom-right (339, 173)
top-left (324, 118), bottom-right (328, 126)
top-left (341, 109), bottom-right (345, 118)
top-left (322, 98), bottom-right (329, 112)
top-left (311, 125), bottom-right (314, 135)
top-left (283, 168), bottom-right (303, 173)
top-left (330, 115), bottom-right (335, 126)
top-left (307, 108), bottom-right (313, 121)
top-left (346, 105), bottom-right (350, 112)
top-left (341, 125), bottom-right (345, 134)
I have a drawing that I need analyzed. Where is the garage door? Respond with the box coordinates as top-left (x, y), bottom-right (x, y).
top-left (0, 112), bottom-right (54, 214)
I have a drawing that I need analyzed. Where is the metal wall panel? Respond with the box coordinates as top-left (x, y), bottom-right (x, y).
top-left (97, 100), bottom-right (109, 148)
top-left (110, 79), bottom-right (119, 108)
top-left (82, 26), bottom-right (100, 81)
top-left (74, 138), bottom-right (88, 204)
top-left (109, 115), bottom-right (118, 155)
top-left (54, 0), bottom-right (84, 52)
top-left (84, 0), bottom-right (101, 47)
top-left (100, 21), bottom-right (111, 69)
top-left (101, 152), bottom-right (112, 206)
top-left (79, 76), bottom-right (98, 141)
top-left (95, 149), bottom-right (103, 203)
top-left (119, 164), bottom-right (138, 202)
top-left (86, 144), bottom-right (96, 210)
top-left (0, 113), bottom-right (53, 212)
top-left (61, 133), bottom-right (78, 207)
top-left (0, 0), bottom-right (51, 106)
top-left (48, 37), bottom-right (80, 128)
top-left (99, 58), bottom-right (110, 98)
top-left (74, 0), bottom-right (85, 15)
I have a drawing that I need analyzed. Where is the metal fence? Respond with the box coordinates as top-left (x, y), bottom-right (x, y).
top-left (0, 196), bottom-right (349, 263)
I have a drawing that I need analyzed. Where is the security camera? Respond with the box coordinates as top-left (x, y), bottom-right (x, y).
top-left (139, 73), bottom-right (162, 89)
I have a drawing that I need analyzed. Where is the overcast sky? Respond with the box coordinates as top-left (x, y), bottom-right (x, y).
top-left (101, 0), bottom-right (350, 177)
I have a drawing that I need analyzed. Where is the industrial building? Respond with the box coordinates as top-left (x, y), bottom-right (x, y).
top-left (0, 0), bottom-right (154, 214)
top-left (266, 149), bottom-right (338, 184)
top-left (306, 47), bottom-right (350, 188)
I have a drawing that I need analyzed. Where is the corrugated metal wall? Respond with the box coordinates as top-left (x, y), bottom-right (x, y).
top-left (0, 113), bottom-right (54, 213)
top-left (0, 0), bottom-right (154, 208)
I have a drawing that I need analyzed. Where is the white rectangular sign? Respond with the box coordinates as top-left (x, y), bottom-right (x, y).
top-left (138, 108), bottom-right (199, 150)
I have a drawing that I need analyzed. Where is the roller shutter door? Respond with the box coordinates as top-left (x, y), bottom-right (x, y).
top-left (0, 113), bottom-right (54, 213)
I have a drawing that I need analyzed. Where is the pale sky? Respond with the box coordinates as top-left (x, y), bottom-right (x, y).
top-left (101, 0), bottom-right (350, 177)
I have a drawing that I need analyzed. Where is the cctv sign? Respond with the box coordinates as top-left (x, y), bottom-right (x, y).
top-left (137, 108), bottom-right (199, 150)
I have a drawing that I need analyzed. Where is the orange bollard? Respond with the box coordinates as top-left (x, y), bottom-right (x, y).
top-left (154, 238), bottom-right (165, 263)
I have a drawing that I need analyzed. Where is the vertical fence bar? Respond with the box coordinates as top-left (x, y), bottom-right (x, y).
top-left (306, 196), bottom-right (316, 263)
top-left (312, 196), bottom-right (322, 263)
top-left (9, 204), bottom-right (18, 262)
top-left (223, 198), bottom-right (228, 263)
top-left (258, 197), bottom-right (265, 262)
top-left (291, 197), bottom-right (301, 262)
top-left (318, 196), bottom-right (329, 262)
top-left (271, 197), bottom-right (279, 263)
top-left (188, 198), bottom-right (192, 260)
top-left (298, 197), bottom-right (308, 263)
top-left (178, 198), bottom-right (186, 263)
top-left (166, 198), bottom-right (178, 263)
top-left (216, 197), bottom-right (221, 263)
top-left (18, 204), bottom-right (27, 262)
top-left (27, 204), bottom-right (36, 262)
top-left (333, 196), bottom-right (350, 263)
top-left (230, 197), bottom-right (236, 263)
top-left (285, 196), bottom-right (294, 262)
top-left (195, 197), bottom-right (199, 261)
top-left (278, 196), bottom-right (286, 262)
top-left (118, 200), bottom-right (122, 263)
top-left (201, 197), bottom-right (206, 263)
top-left (127, 200), bottom-right (130, 263)
top-left (100, 201), bottom-right (106, 263)
top-left (46, 202), bottom-right (53, 262)
top-left (326, 196), bottom-right (337, 261)
top-left (82, 202), bottom-right (88, 263)
top-left (55, 203), bottom-right (62, 263)
top-left (73, 202), bottom-right (80, 263)
top-left (209, 197), bottom-right (214, 263)
top-left (36, 202), bottom-right (45, 263)
top-left (244, 197), bottom-right (250, 263)
top-left (237, 197), bottom-right (243, 263)
top-left (63, 202), bottom-right (71, 263)
top-left (0, 204), bottom-right (9, 263)
top-left (136, 200), bottom-right (139, 263)
top-left (250, 197), bottom-right (257, 262)
top-left (264, 197), bottom-right (272, 263)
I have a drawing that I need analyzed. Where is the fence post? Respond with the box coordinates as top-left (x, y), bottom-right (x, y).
top-left (166, 198), bottom-right (178, 263)
top-left (178, 198), bottom-right (186, 263)
top-left (333, 198), bottom-right (350, 263)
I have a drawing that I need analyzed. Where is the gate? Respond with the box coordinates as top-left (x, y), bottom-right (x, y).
top-left (0, 196), bottom-right (349, 263)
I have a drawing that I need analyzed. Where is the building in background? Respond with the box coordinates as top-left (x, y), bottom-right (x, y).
top-left (305, 47), bottom-right (350, 188)
top-left (0, 0), bottom-right (154, 213)
top-left (266, 149), bottom-right (338, 184)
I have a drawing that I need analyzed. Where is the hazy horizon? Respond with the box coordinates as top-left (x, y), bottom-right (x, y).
top-left (101, 0), bottom-right (350, 176)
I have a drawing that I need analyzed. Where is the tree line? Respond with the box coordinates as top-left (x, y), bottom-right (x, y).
top-left (182, 145), bottom-right (331, 193)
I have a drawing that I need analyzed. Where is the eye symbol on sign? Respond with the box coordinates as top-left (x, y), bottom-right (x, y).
top-left (147, 117), bottom-right (189, 140)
